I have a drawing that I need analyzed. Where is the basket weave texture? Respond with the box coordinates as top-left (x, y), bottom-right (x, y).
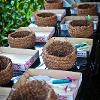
top-left (77, 4), bottom-right (97, 16)
top-left (8, 31), bottom-right (35, 48)
top-left (68, 20), bottom-right (93, 38)
top-left (42, 39), bottom-right (76, 70)
top-left (45, 0), bottom-right (63, 9)
top-left (35, 12), bottom-right (57, 26)
top-left (8, 80), bottom-right (57, 100)
top-left (0, 56), bottom-right (13, 86)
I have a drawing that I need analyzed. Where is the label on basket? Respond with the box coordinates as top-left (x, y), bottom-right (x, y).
top-left (77, 51), bottom-right (87, 58)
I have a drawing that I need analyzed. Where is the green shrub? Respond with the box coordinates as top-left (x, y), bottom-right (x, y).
top-left (0, 0), bottom-right (45, 46)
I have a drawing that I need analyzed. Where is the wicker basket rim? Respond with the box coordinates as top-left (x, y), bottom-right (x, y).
top-left (69, 20), bottom-right (92, 27)
top-left (36, 12), bottom-right (56, 18)
top-left (0, 56), bottom-right (12, 72)
top-left (9, 31), bottom-right (33, 39)
top-left (78, 4), bottom-right (96, 9)
top-left (43, 40), bottom-right (75, 58)
top-left (46, 0), bottom-right (63, 3)
top-left (17, 27), bottom-right (35, 34)
top-left (43, 49), bottom-right (75, 59)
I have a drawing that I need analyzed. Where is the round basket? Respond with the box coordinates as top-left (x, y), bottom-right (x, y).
top-left (77, 4), bottom-right (97, 16)
top-left (45, 0), bottom-right (63, 9)
top-left (42, 39), bottom-right (76, 70)
top-left (8, 31), bottom-right (35, 48)
top-left (68, 20), bottom-right (93, 38)
top-left (35, 12), bottom-right (57, 26)
top-left (0, 56), bottom-right (13, 86)
top-left (8, 80), bottom-right (57, 100)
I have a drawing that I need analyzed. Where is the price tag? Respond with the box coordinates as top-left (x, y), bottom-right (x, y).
top-left (77, 51), bottom-right (87, 58)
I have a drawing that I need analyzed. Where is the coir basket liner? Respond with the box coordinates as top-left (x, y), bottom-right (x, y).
top-left (77, 4), bottom-right (97, 16)
top-left (45, 0), bottom-right (63, 9)
top-left (8, 80), bottom-right (57, 100)
top-left (0, 56), bottom-right (13, 86)
top-left (68, 20), bottom-right (93, 38)
top-left (35, 12), bottom-right (57, 26)
top-left (8, 31), bottom-right (35, 48)
top-left (42, 38), bottom-right (76, 70)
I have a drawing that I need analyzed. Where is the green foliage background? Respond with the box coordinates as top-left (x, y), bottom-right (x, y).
top-left (0, 0), bottom-right (45, 46)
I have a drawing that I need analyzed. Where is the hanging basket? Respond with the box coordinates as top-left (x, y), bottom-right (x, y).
top-left (8, 31), bottom-right (35, 48)
top-left (35, 12), bottom-right (57, 26)
top-left (8, 80), bottom-right (57, 100)
top-left (68, 20), bottom-right (93, 38)
top-left (45, 0), bottom-right (63, 9)
top-left (77, 4), bottom-right (97, 16)
top-left (42, 39), bottom-right (76, 70)
top-left (0, 56), bottom-right (13, 86)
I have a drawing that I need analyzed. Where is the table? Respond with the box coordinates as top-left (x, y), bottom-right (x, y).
top-left (2, 7), bottom-right (100, 100)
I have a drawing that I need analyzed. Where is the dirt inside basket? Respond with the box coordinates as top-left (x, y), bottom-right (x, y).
top-left (78, 4), bottom-right (93, 9)
top-left (70, 20), bottom-right (90, 27)
top-left (46, 41), bottom-right (73, 57)
top-left (0, 57), bottom-right (8, 71)
top-left (10, 31), bottom-right (31, 38)
top-left (37, 13), bottom-right (55, 18)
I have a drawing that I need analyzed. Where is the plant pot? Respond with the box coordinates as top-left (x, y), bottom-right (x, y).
top-left (8, 80), bottom-right (57, 100)
top-left (42, 39), bottom-right (76, 70)
top-left (35, 12), bottom-right (57, 26)
top-left (45, 0), bottom-right (63, 9)
top-left (0, 56), bottom-right (13, 86)
top-left (68, 20), bottom-right (93, 38)
top-left (77, 4), bottom-right (97, 16)
top-left (8, 31), bottom-right (35, 48)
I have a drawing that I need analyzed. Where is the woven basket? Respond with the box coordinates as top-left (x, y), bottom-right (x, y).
top-left (77, 4), bottom-right (97, 16)
top-left (0, 56), bottom-right (13, 86)
top-left (8, 31), bottom-right (35, 48)
top-left (45, 0), bottom-right (63, 9)
top-left (35, 12), bottom-right (57, 26)
top-left (8, 80), bottom-right (57, 100)
top-left (42, 39), bottom-right (76, 70)
top-left (68, 20), bottom-right (93, 38)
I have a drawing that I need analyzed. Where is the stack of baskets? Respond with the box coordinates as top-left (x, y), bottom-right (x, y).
top-left (77, 4), bottom-right (97, 16)
top-left (8, 80), bottom-right (57, 100)
top-left (35, 12), bottom-right (57, 26)
top-left (8, 31), bottom-right (35, 48)
top-left (0, 56), bottom-right (13, 86)
top-left (42, 38), bottom-right (76, 70)
top-left (68, 20), bottom-right (93, 38)
top-left (45, 0), bottom-right (63, 9)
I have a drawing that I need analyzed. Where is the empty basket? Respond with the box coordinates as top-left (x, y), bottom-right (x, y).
top-left (35, 12), bottom-right (57, 26)
top-left (42, 38), bottom-right (76, 70)
top-left (77, 4), bottom-right (97, 16)
top-left (68, 20), bottom-right (93, 38)
top-left (0, 56), bottom-right (13, 86)
top-left (45, 0), bottom-right (63, 9)
top-left (8, 31), bottom-right (35, 48)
